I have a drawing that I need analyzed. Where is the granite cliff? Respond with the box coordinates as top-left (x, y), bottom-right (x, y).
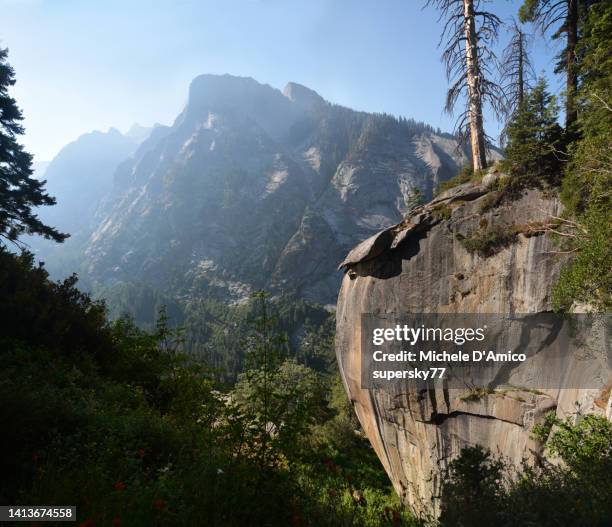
top-left (335, 171), bottom-right (612, 514)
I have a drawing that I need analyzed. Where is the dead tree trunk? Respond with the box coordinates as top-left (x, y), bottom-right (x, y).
top-left (463, 0), bottom-right (488, 171)
top-left (517, 28), bottom-right (525, 106)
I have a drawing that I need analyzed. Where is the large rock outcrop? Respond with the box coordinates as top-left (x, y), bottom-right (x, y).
top-left (335, 172), bottom-right (612, 514)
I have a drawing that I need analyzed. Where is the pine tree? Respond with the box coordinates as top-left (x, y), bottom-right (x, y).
top-left (502, 78), bottom-right (565, 183)
top-left (0, 47), bottom-right (67, 246)
top-left (499, 19), bottom-right (535, 143)
top-left (519, 0), bottom-right (581, 130)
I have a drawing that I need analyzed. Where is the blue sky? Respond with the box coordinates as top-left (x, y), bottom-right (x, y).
top-left (2, 0), bottom-right (561, 161)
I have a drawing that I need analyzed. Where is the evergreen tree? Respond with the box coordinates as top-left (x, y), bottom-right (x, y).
top-left (519, 0), bottom-right (581, 130)
top-left (499, 19), bottom-right (535, 144)
top-left (554, 1), bottom-right (611, 311)
top-left (0, 47), bottom-right (67, 246)
top-left (502, 78), bottom-right (565, 183)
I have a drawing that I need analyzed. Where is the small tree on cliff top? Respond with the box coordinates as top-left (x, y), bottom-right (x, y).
top-left (501, 78), bottom-right (565, 184)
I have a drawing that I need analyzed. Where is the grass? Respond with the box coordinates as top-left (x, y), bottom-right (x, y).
top-left (435, 166), bottom-right (486, 196)
top-left (431, 203), bottom-right (452, 221)
top-left (460, 387), bottom-right (494, 402)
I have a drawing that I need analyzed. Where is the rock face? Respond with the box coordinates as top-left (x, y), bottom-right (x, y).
top-left (335, 173), bottom-right (612, 514)
top-left (83, 74), bottom-right (473, 305)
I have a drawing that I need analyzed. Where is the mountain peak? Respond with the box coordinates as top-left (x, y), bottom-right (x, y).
top-left (125, 123), bottom-right (154, 144)
top-left (187, 74), bottom-right (274, 107)
top-left (283, 82), bottom-right (325, 107)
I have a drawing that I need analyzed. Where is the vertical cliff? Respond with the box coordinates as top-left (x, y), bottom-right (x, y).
top-left (335, 171), bottom-right (612, 513)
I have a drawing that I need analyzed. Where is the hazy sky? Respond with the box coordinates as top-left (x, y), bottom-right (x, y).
top-left (2, 0), bottom-right (561, 162)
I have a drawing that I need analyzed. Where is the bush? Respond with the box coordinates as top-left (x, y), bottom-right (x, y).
top-left (0, 251), bottom-right (421, 526)
top-left (439, 414), bottom-right (612, 527)
top-left (431, 203), bottom-right (452, 221)
top-left (458, 224), bottom-right (520, 257)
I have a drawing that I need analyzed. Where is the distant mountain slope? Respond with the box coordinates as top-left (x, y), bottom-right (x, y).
top-left (27, 128), bottom-right (142, 279)
top-left (83, 74), bottom-right (475, 305)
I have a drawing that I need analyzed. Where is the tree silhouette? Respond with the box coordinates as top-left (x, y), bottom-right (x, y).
top-left (519, 0), bottom-right (581, 130)
top-left (499, 19), bottom-right (535, 144)
top-left (0, 47), bottom-right (67, 246)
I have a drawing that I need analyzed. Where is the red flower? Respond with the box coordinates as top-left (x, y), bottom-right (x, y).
top-left (323, 458), bottom-right (336, 472)
top-left (153, 498), bottom-right (166, 512)
top-left (113, 481), bottom-right (126, 490)
top-left (31, 453), bottom-right (40, 462)
top-left (112, 517), bottom-right (121, 527)
top-left (137, 448), bottom-right (145, 458)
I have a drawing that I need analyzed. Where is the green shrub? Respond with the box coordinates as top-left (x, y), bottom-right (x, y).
top-left (0, 250), bottom-right (422, 526)
top-left (458, 224), bottom-right (520, 257)
top-left (552, 208), bottom-right (611, 311)
top-left (435, 166), bottom-right (485, 196)
top-left (431, 203), bottom-right (452, 221)
top-left (439, 415), bottom-right (612, 527)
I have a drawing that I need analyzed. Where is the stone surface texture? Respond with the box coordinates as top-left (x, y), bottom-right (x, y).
top-left (335, 173), bottom-right (612, 513)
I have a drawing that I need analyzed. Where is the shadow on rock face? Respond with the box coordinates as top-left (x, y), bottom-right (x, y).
top-left (348, 225), bottom-right (431, 281)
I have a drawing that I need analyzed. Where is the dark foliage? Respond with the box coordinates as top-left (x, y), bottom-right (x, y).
top-left (439, 414), bottom-right (612, 526)
top-left (500, 78), bottom-right (566, 185)
top-left (0, 249), bottom-right (418, 526)
top-left (519, 0), bottom-right (581, 129)
top-left (553, 1), bottom-right (612, 311)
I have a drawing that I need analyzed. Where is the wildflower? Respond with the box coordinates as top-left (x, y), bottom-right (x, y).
top-left (323, 458), bottom-right (336, 472)
top-left (137, 448), bottom-right (145, 459)
top-left (153, 498), bottom-right (166, 512)
top-left (113, 481), bottom-right (126, 490)
top-left (112, 516), bottom-right (121, 527)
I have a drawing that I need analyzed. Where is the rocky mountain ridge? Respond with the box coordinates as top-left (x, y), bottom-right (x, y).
top-left (81, 74), bottom-right (478, 305)
top-left (27, 127), bottom-right (144, 279)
